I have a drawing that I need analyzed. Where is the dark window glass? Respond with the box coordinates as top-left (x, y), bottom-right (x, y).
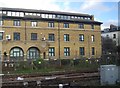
top-left (31, 33), bottom-right (37, 40)
top-left (10, 47), bottom-right (24, 58)
top-left (64, 47), bottom-right (70, 56)
top-left (14, 32), bottom-right (20, 40)
top-left (79, 34), bottom-right (84, 41)
top-left (0, 32), bottom-right (3, 40)
top-left (64, 23), bottom-right (69, 28)
top-left (80, 47), bottom-right (85, 55)
top-left (48, 34), bottom-right (55, 41)
top-left (49, 47), bottom-right (55, 56)
top-left (13, 20), bottom-right (20, 26)
top-left (79, 23), bottom-right (84, 29)
top-left (27, 48), bottom-right (40, 59)
top-left (64, 34), bottom-right (69, 41)
top-left (92, 47), bottom-right (95, 55)
top-left (91, 24), bottom-right (94, 29)
top-left (48, 22), bottom-right (54, 27)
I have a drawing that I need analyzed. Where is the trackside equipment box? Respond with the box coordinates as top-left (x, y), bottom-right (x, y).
top-left (100, 65), bottom-right (118, 85)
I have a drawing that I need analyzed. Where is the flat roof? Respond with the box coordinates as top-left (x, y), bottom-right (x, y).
top-left (0, 7), bottom-right (103, 25)
top-left (0, 7), bottom-right (92, 17)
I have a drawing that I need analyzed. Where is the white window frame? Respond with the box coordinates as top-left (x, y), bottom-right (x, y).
top-left (13, 20), bottom-right (20, 26)
top-left (79, 34), bottom-right (84, 41)
top-left (31, 21), bottom-right (37, 27)
top-left (0, 20), bottom-right (3, 26)
top-left (49, 47), bottom-right (55, 56)
top-left (91, 35), bottom-right (95, 42)
top-left (48, 22), bottom-right (54, 28)
top-left (64, 47), bottom-right (70, 56)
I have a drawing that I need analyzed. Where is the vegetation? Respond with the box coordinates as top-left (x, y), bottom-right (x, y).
top-left (101, 37), bottom-right (120, 66)
top-left (117, 45), bottom-right (120, 65)
top-left (102, 37), bottom-right (117, 54)
top-left (3, 58), bottom-right (100, 74)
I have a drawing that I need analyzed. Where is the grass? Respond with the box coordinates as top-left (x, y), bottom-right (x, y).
top-left (8, 65), bottom-right (98, 75)
top-left (3, 59), bottom-right (100, 74)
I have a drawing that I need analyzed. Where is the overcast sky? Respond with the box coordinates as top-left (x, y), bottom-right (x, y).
top-left (0, 0), bottom-right (119, 30)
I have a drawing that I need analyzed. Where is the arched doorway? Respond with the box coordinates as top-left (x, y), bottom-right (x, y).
top-left (27, 47), bottom-right (40, 59)
top-left (10, 47), bottom-right (24, 59)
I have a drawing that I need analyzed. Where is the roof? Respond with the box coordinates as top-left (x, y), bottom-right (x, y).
top-left (2, 16), bottom-right (102, 25)
top-left (102, 24), bottom-right (120, 33)
top-left (0, 7), bottom-right (103, 25)
top-left (1, 7), bottom-right (92, 17)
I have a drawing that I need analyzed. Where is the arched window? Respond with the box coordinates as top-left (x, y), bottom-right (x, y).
top-left (10, 47), bottom-right (24, 58)
top-left (27, 47), bottom-right (40, 59)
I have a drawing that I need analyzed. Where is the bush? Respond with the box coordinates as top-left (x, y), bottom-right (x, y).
top-left (61, 59), bottom-right (71, 65)
top-left (33, 58), bottom-right (45, 69)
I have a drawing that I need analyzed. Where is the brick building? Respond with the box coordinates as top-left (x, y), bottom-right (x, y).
top-left (0, 7), bottom-right (102, 61)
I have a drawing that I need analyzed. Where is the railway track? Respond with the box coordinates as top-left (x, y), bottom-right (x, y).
top-left (2, 70), bottom-right (100, 87)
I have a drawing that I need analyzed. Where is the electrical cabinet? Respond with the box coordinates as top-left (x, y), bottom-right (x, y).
top-left (100, 65), bottom-right (118, 85)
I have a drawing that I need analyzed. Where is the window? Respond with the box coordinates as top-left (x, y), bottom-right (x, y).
top-left (14, 32), bottom-right (20, 40)
top-left (12, 12), bottom-right (16, 16)
top-left (16, 12), bottom-right (20, 16)
top-left (64, 47), bottom-right (70, 56)
top-left (10, 47), bottom-right (24, 58)
top-left (13, 20), bottom-right (20, 26)
top-left (0, 20), bottom-right (3, 26)
top-left (8, 11), bottom-right (12, 16)
top-left (49, 14), bottom-right (52, 18)
top-left (56, 15), bottom-right (61, 19)
top-left (0, 32), bottom-right (3, 40)
top-left (8, 12), bottom-right (24, 17)
top-left (79, 34), bottom-right (84, 41)
top-left (79, 23), bottom-right (84, 29)
top-left (49, 47), bottom-right (55, 56)
top-left (91, 35), bottom-right (95, 42)
top-left (113, 34), bottom-right (116, 39)
top-left (91, 24), bottom-right (94, 29)
top-left (64, 23), bottom-right (69, 28)
top-left (33, 13), bottom-right (36, 16)
top-left (92, 47), bottom-right (95, 55)
top-left (80, 47), bottom-right (85, 55)
top-left (52, 15), bottom-right (56, 18)
top-left (64, 34), bottom-right (69, 41)
top-left (48, 22), bottom-right (54, 27)
top-left (27, 47), bottom-right (40, 59)
top-left (31, 21), bottom-right (37, 27)
top-left (48, 34), bottom-right (55, 41)
top-left (31, 33), bottom-right (37, 40)
top-left (2, 11), bottom-right (7, 15)
top-left (20, 12), bottom-right (24, 17)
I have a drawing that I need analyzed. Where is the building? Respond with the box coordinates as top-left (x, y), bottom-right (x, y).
top-left (101, 24), bottom-right (120, 46)
top-left (0, 7), bottom-right (102, 61)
